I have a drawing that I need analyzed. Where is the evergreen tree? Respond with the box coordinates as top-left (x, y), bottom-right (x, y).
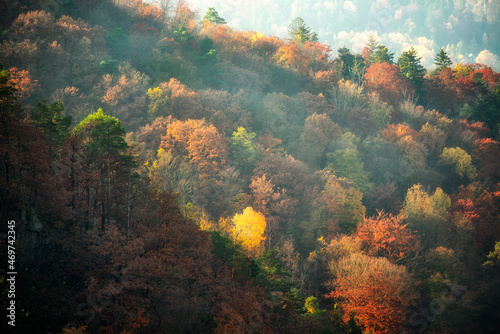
top-left (364, 35), bottom-right (394, 65)
top-left (338, 46), bottom-right (355, 80)
top-left (231, 127), bottom-right (260, 175)
top-left (173, 23), bottom-right (193, 44)
top-left (256, 249), bottom-right (293, 293)
top-left (74, 109), bottom-right (129, 231)
top-left (366, 34), bottom-right (379, 55)
top-left (105, 28), bottom-right (128, 59)
top-left (434, 47), bottom-right (452, 69)
top-left (288, 17), bottom-right (313, 44)
top-left (203, 7), bottom-right (226, 24)
top-left (30, 101), bottom-right (71, 154)
top-left (351, 54), bottom-right (367, 85)
top-left (310, 31), bottom-right (319, 43)
top-left (398, 47), bottom-right (426, 88)
top-left (373, 45), bottom-right (394, 64)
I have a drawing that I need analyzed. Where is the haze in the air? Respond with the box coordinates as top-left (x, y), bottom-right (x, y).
top-left (160, 0), bottom-right (500, 69)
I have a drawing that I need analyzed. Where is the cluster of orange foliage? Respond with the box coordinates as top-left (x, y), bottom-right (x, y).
top-left (356, 211), bottom-right (420, 262)
top-left (381, 123), bottom-right (421, 142)
top-left (274, 41), bottom-right (331, 75)
top-left (364, 62), bottom-right (415, 107)
top-left (426, 63), bottom-right (500, 112)
top-left (7, 67), bottom-right (38, 103)
top-left (322, 210), bottom-right (421, 333)
top-left (161, 119), bottom-right (229, 177)
top-left (327, 253), bottom-right (417, 334)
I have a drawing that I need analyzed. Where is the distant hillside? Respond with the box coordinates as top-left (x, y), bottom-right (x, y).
top-left (177, 0), bottom-right (500, 69)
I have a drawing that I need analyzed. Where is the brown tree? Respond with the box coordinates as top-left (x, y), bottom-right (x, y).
top-left (298, 112), bottom-right (341, 168)
top-left (473, 138), bottom-right (500, 181)
top-left (100, 65), bottom-right (149, 130)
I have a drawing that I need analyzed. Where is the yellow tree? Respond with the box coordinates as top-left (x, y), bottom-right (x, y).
top-left (401, 184), bottom-right (450, 248)
top-left (440, 147), bottom-right (477, 180)
top-left (231, 207), bottom-right (267, 257)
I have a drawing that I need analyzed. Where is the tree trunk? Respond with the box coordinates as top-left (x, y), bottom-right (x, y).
top-left (106, 155), bottom-right (111, 232)
top-left (126, 172), bottom-right (131, 243)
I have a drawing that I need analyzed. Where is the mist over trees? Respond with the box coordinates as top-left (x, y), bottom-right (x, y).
top-left (181, 0), bottom-right (500, 69)
top-left (1, 1), bottom-right (500, 333)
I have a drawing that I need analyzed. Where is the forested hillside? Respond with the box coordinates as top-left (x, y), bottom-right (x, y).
top-left (179, 0), bottom-right (500, 69)
top-left (1, 1), bottom-right (500, 333)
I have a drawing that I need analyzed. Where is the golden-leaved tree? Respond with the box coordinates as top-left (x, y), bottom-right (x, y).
top-left (231, 207), bottom-right (267, 257)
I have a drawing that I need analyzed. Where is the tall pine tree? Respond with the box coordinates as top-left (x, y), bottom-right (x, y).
top-left (373, 45), bottom-right (394, 64)
top-left (203, 7), bottom-right (226, 24)
top-left (288, 17), bottom-right (314, 44)
top-left (74, 109), bottom-right (130, 231)
top-left (398, 47), bottom-right (426, 89)
top-left (434, 47), bottom-right (452, 69)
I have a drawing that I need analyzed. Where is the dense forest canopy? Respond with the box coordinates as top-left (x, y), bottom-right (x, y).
top-left (1, 0), bottom-right (500, 333)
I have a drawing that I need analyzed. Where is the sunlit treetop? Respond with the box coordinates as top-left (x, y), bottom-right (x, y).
top-left (173, 23), bottom-right (194, 44)
top-left (74, 108), bottom-right (127, 154)
top-left (231, 207), bottom-right (266, 258)
top-left (440, 147), bottom-right (477, 180)
top-left (398, 47), bottom-right (426, 87)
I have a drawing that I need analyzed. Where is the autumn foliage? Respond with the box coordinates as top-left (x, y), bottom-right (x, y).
top-left (318, 174), bottom-right (366, 236)
top-left (230, 207), bottom-right (267, 257)
top-left (451, 183), bottom-right (500, 252)
top-left (364, 62), bottom-right (415, 107)
top-left (275, 43), bottom-right (311, 75)
top-left (2, 2), bottom-right (500, 333)
top-left (161, 118), bottom-right (229, 177)
top-left (473, 138), bottom-right (500, 180)
top-left (356, 211), bottom-right (420, 262)
top-left (7, 67), bottom-right (38, 103)
top-left (327, 253), bottom-right (417, 334)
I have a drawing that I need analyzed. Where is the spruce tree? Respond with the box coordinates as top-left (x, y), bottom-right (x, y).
top-left (373, 45), bottom-right (394, 64)
top-left (366, 34), bottom-right (379, 54)
top-left (203, 7), bottom-right (226, 24)
top-left (338, 46), bottom-right (355, 80)
top-left (434, 47), bottom-right (452, 69)
top-left (398, 47), bottom-right (426, 88)
top-left (288, 17), bottom-right (313, 44)
top-left (364, 35), bottom-right (394, 64)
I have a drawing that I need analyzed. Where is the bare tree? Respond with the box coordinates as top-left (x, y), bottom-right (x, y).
top-left (151, 0), bottom-right (176, 23)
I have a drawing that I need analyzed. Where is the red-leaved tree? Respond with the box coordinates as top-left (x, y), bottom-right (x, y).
top-left (355, 211), bottom-right (420, 262)
top-left (364, 62), bottom-right (415, 107)
top-left (327, 253), bottom-right (417, 334)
